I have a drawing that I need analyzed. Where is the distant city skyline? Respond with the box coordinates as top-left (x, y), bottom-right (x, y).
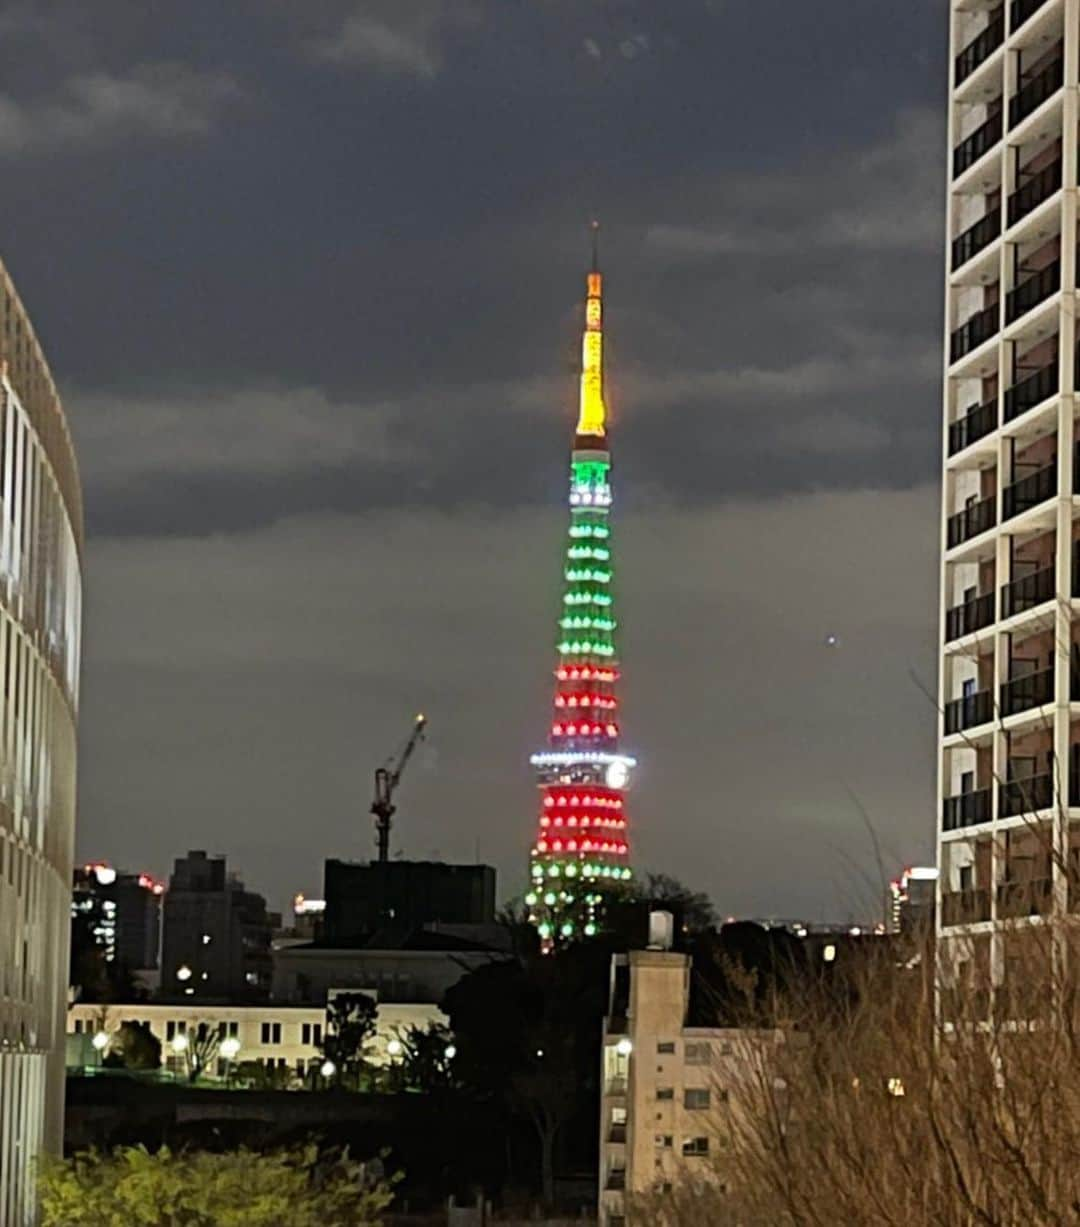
top-left (0, 2), bottom-right (944, 920)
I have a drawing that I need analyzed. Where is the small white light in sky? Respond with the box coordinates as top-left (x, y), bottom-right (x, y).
top-left (824, 633), bottom-right (840, 647)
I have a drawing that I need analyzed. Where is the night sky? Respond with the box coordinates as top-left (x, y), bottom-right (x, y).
top-left (0, 1), bottom-right (947, 923)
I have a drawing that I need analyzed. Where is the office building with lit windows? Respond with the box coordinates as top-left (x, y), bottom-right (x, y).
top-left (939, 0), bottom-right (1079, 1009)
top-left (0, 259), bottom-right (83, 1225)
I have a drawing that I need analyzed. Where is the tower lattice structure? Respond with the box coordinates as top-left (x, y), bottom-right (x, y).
top-left (528, 241), bottom-right (635, 949)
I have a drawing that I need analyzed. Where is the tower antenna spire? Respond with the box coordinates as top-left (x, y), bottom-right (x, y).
top-left (590, 219), bottom-right (600, 273)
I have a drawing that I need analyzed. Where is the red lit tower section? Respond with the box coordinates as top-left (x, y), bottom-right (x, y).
top-left (528, 244), bottom-right (635, 949)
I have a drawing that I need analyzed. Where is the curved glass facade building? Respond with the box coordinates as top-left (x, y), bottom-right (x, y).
top-left (0, 260), bottom-right (82, 1224)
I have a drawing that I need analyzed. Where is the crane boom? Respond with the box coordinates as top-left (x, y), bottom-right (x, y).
top-left (371, 713), bottom-right (427, 863)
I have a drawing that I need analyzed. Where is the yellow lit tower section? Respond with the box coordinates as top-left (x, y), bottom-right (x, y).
top-left (528, 233), bottom-right (635, 950)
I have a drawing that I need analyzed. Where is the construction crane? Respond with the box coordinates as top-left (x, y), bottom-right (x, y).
top-left (371, 713), bottom-right (427, 863)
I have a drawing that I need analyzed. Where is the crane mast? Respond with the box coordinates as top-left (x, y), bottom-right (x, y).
top-left (371, 713), bottom-right (427, 863)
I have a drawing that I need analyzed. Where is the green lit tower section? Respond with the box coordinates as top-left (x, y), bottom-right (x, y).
top-left (528, 242), bottom-right (634, 951)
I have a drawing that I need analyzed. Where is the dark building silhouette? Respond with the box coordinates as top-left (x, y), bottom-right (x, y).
top-left (323, 859), bottom-right (496, 943)
top-left (72, 863), bottom-right (163, 970)
top-left (160, 850), bottom-right (272, 1002)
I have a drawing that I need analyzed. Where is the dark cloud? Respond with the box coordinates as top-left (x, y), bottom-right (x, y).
top-left (0, 1), bottom-right (947, 916)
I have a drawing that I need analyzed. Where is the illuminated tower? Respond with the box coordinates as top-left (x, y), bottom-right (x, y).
top-left (528, 231), bottom-right (635, 950)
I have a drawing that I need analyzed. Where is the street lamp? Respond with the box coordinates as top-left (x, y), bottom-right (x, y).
top-left (91, 1030), bottom-right (109, 1071)
top-left (444, 1044), bottom-right (456, 1061)
top-left (320, 1059), bottom-right (336, 1080)
top-left (219, 1035), bottom-right (240, 1085)
top-left (615, 1038), bottom-right (633, 1057)
top-left (386, 1039), bottom-right (402, 1058)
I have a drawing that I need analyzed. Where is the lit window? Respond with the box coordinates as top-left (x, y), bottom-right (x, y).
top-left (823, 944), bottom-right (837, 963)
top-left (681, 1137), bottom-right (709, 1157)
top-left (656, 1087), bottom-right (674, 1101)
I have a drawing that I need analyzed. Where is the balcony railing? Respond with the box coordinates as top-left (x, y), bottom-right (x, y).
top-left (941, 889), bottom-right (991, 926)
top-left (1003, 458), bottom-right (1056, 519)
top-left (954, 112), bottom-right (1003, 178)
top-left (1009, 54), bottom-right (1063, 128)
top-left (1005, 259), bottom-right (1060, 324)
top-left (1007, 157), bottom-right (1062, 226)
top-left (1001, 563), bottom-right (1054, 617)
top-left (1003, 359), bottom-right (1057, 422)
top-left (1011, 0), bottom-right (1050, 30)
top-left (946, 591), bottom-right (995, 640)
top-left (1000, 770), bottom-right (1053, 816)
top-left (1000, 665), bottom-right (1053, 716)
top-left (956, 9), bottom-right (1005, 84)
top-left (997, 876), bottom-right (1052, 918)
top-left (608, 1124), bottom-right (627, 1144)
top-left (605, 1076), bottom-right (627, 1096)
top-left (952, 206), bottom-right (1002, 270)
top-left (951, 302), bottom-right (999, 362)
top-left (947, 494), bottom-right (996, 546)
top-left (942, 786), bottom-right (992, 831)
top-left (606, 1170), bottom-right (627, 1191)
top-left (949, 397), bottom-right (997, 455)
top-left (944, 688), bottom-right (993, 734)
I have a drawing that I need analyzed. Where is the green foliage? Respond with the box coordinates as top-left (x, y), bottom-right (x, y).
top-left (321, 993), bottom-right (377, 1088)
top-left (38, 1144), bottom-right (396, 1227)
top-left (104, 1021), bottom-right (161, 1071)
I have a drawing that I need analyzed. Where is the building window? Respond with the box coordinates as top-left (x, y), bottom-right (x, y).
top-left (682, 1137), bottom-right (709, 1157)
top-left (656, 1087), bottom-right (674, 1101)
top-left (685, 1042), bottom-right (711, 1065)
top-left (654, 1134), bottom-right (672, 1148)
top-left (684, 1088), bottom-right (711, 1110)
top-left (719, 1040), bottom-right (733, 1056)
top-left (260, 1022), bottom-right (282, 1045)
top-left (656, 1041), bottom-right (675, 1054)
top-left (301, 1022), bottom-right (323, 1046)
top-left (229, 1022), bottom-right (239, 1038)
top-left (166, 1021), bottom-right (175, 1041)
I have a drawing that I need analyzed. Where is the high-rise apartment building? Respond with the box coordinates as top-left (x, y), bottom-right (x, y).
top-left (939, 0), bottom-right (1076, 1006)
top-left (160, 850), bottom-right (272, 1003)
top-left (0, 260), bottom-right (83, 1225)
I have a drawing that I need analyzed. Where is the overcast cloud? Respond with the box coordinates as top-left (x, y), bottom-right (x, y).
top-left (0, 0), bottom-right (946, 919)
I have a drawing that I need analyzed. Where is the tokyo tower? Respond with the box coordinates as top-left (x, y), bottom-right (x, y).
top-left (527, 229), bottom-right (635, 949)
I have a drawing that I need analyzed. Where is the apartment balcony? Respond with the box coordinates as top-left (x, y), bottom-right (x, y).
top-left (1000, 665), bottom-right (1053, 716)
top-left (944, 687), bottom-right (993, 734)
top-left (1010, 53), bottom-right (1064, 129)
top-left (1003, 359), bottom-right (1057, 423)
top-left (604, 1076), bottom-right (627, 1096)
top-left (946, 591), bottom-right (995, 639)
top-left (1011, 0), bottom-right (1050, 29)
top-left (1007, 157), bottom-right (1062, 227)
top-left (947, 494), bottom-right (996, 546)
top-left (1001, 563), bottom-right (1054, 617)
top-left (997, 876), bottom-right (1052, 918)
top-left (1000, 770), bottom-right (1053, 816)
top-left (951, 303), bottom-right (999, 362)
top-left (942, 785), bottom-right (992, 831)
top-left (952, 207), bottom-right (1002, 270)
top-left (1003, 458), bottom-right (1056, 519)
top-left (954, 112), bottom-right (1003, 178)
top-left (608, 1123), bottom-right (627, 1144)
top-left (605, 1170), bottom-right (627, 1192)
top-left (941, 888), bottom-right (991, 926)
top-left (949, 397), bottom-right (997, 455)
top-left (1005, 260), bottom-right (1060, 325)
top-left (956, 8), bottom-right (1005, 85)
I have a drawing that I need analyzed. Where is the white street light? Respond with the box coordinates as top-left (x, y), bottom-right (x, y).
top-left (386, 1039), bottom-right (402, 1058)
top-left (220, 1037), bottom-right (241, 1061)
top-left (171, 1033), bottom-right (189, 1053)
top-left (91, 1031), bottom-right (109, 1052)
top-left (444, 1044), bottom-right (457, 1061)
top-left (176, 965), bottom-right (192, 982)
top-left (320, 1059), bottom-right (336, 1079)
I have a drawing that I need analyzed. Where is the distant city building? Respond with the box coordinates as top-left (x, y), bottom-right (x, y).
top-left (527, 244), bottom-right (636, 950)
top-left (159, 850), bottom-right (272, 1003)
top-left (888, 866), bottom-right (938, 937)
top-left (67, 998), bottom-right (445, 1081)
top-left (0, 260), bottom-right (84, 1222)
top-left (273, 925), bottom-right (510, 1006)
top-left (72, 862), bottom-right (164, 970)
top-left (323, 858), bottom-right (495, 942)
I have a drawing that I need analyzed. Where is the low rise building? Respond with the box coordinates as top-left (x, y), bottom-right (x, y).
top-left (598, 947), bottom-right (778, 1225)
top-left (67, 998), bottom-right (445, 1081)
